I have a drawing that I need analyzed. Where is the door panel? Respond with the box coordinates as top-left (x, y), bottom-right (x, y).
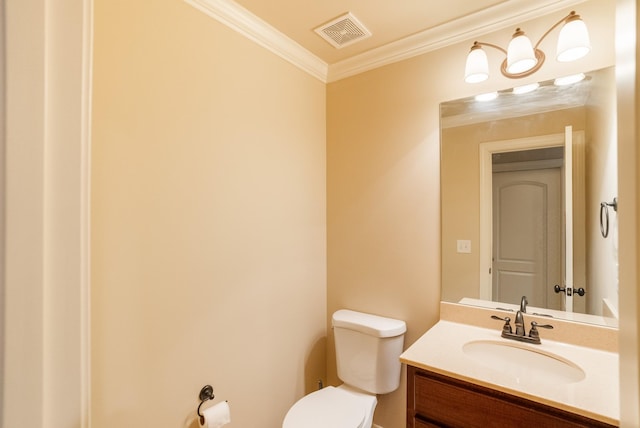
top-left (492, 168), bottom-right (563, 309)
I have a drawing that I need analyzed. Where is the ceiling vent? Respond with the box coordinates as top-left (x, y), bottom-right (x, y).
top-left (314, 12), bottom-right (372, 49)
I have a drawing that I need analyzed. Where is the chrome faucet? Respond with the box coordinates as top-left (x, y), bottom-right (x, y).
top-left (520, 296), bottom-right (528, 313)
top-left (491, 312), bottom-right (553, 345)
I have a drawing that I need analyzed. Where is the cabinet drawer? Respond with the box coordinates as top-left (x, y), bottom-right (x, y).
top-left (413, 418), bottom-right (440, 428)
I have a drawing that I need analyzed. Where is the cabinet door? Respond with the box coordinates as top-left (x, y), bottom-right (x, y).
top-left (407, 366), bottom-right (616, 428)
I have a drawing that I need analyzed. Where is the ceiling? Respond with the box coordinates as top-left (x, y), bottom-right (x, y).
top-left (188, 0), bottom-right (589, 81)
top-left (231, 0), bottom-right (505, 64)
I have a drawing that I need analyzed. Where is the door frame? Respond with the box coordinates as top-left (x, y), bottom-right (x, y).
top-left (3, 0), bottom-right (93, 426)
top-left (478, 131), bottom-right (585, 302)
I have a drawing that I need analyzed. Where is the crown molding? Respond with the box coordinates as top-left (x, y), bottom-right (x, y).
top-left (185, 0), bottom-right (588, 84)
top-left (184, 0), bottom-right (328, 82)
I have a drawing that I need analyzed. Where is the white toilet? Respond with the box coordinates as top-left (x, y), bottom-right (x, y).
top-left (283, 309), bottom-right (407, 428)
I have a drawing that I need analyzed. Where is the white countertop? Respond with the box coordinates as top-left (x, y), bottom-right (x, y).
top-left (400, 320), bottom-right (619, 425)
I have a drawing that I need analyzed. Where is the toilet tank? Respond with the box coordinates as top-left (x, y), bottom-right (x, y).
top-left (332, 310), bottom-right (407, 395)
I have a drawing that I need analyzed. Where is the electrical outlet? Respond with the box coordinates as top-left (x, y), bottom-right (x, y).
top-left (457, 239), bottom-right (471, 253)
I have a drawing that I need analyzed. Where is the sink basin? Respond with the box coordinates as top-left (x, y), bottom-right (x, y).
top-left (463, 340), bottom-right (585, 385)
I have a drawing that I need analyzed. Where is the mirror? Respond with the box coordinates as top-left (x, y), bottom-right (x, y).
top-left (440, 67), bottom-right (618, 327)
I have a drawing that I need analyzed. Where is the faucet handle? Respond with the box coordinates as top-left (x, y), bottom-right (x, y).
top-left (491, 315), bottom-right (513, 335)
top-left (529, 321), bottom-right (553, 340)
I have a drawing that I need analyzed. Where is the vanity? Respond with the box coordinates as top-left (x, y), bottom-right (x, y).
top-left (421, 63), bottom-right (621, 427)
top-left (400, 303), bottom-right (619, 427)
top-left (406, 366), bottom-right (615, 428)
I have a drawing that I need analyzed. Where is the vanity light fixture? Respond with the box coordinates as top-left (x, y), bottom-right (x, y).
top-left (464, 11), bottom-right (590, 83)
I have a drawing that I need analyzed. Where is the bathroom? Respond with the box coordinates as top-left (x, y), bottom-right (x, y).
top-left (2, 0), bottom-right (638, 427)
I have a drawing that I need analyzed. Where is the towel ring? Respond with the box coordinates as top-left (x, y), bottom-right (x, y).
top-left (600, 197), bottom-right (617, 238)
top-left (197, 385), bottom-right (215, 424)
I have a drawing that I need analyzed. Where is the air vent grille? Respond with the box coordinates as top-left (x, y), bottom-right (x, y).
top-left (314, 12), bottom-right (372, 49)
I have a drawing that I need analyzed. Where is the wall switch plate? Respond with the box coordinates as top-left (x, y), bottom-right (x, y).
top-left (457, 240), bottom-right (471, 253)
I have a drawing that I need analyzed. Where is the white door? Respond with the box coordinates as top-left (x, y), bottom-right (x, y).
top-left (492, 168), bottom-right (563, 310)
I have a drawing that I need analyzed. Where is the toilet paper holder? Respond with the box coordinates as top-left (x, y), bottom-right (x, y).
top-left (197, 384), bottom-right (215, 422)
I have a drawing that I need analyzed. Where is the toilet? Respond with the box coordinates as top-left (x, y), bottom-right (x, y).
top-left (283, 309), bottom-right (407, 428)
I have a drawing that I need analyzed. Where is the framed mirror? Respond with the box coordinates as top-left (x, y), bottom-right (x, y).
top-left (440, 67), bottom-right (618, 327)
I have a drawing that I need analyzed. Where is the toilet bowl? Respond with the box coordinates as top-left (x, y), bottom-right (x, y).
top-left (282, 385), bottom-right (376, 428)
top-left (282, 310), bottom-right (406, 428)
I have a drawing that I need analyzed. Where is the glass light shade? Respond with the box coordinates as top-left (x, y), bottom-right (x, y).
top-left (464, 46), bottom-right (489, 83)
top-left (506, 32), bottom-right (537, 74)
top-left (557, 18), bottom-right (591, 62)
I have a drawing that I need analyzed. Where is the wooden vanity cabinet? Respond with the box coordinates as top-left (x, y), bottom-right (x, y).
top-left (407, 365), bottom-right (617, 428)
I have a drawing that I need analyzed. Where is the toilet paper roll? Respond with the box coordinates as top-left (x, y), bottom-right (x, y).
top-left (198, 401), bottom-right (231, 428)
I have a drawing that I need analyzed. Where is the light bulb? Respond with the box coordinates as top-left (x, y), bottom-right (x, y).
top-left (513, 82), bottom-right (540, 94)
top-left (554, 73), bottom-right (586, 86)
top-left (475, 92), bottom-right (498, 102)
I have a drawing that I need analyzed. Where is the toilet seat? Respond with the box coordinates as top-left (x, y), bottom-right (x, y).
top-left (282, 386), bottom-right (366, 428)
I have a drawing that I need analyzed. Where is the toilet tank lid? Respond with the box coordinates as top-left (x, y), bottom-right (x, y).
top-left (332, 310), bottom-right (407, 338)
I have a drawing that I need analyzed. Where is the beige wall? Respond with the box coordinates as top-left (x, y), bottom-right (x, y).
top-left (585, 66), bottom-right (619, 316)
top-left (91, 1), bottom-right (326, 427)
top-left (327, 1), bottom-right (617, 427)
top-left (326, 57), bottom-right (443, 427)
top-left (5, 1), bottom-right (639, 428)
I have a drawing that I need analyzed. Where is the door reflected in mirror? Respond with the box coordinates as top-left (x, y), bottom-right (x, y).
top-left (440, 67), bottom-right (618, 327)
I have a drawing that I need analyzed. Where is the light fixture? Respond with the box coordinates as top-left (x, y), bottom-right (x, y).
top-left (464, 11), bottom-right (590, 83)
